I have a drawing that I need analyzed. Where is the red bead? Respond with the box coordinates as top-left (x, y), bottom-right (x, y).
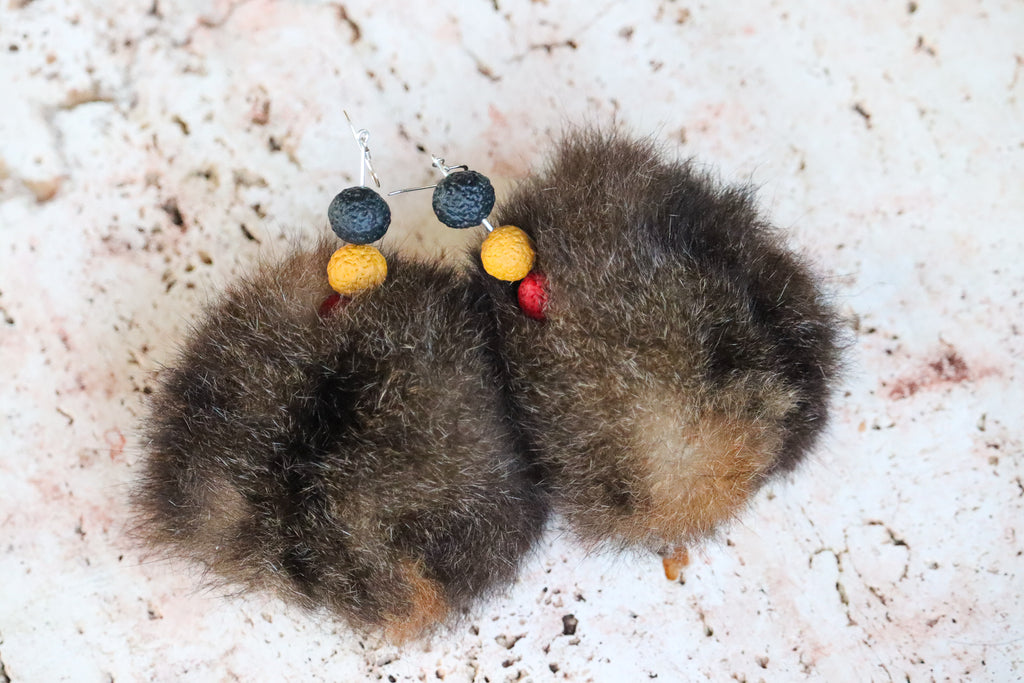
top-left (517, 270), bottom-right (548, 320)
top-left (318, 292), bottom-right (349, 318)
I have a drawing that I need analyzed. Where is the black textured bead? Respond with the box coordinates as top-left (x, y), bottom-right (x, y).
top-left (432, 170), bottom-right (495, 229)
top-left (328, 186), bottom-right (391, 244)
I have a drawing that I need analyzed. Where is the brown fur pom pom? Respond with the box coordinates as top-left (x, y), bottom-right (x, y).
top-left (134, 240), bottom-right (546, 639)
top-left (472, 130), bottom-right (841, 555)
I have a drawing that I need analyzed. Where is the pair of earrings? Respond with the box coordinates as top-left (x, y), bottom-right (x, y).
top-left (324, 114), bottom-right (539, 314)
top-left (133, 127), bottom-right (841, 642)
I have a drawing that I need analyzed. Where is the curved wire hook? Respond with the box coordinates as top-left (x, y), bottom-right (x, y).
top-left (343, 110), bottom-right (381, 188)
top-left (385, 155), bottom-right (468, 196)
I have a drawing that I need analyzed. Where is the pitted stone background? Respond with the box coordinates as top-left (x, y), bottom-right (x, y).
top-left (1, 1), bottom-right (1022, 681)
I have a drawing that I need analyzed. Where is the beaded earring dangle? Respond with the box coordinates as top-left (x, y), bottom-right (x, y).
top-left (390, 154), bottom-right (548, 319)
top-left (388, 157), bottom-right (531, 280)
top-left (324, 113), bottom-right (391, 297)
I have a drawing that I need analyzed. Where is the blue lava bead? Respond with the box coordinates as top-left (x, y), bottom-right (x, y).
top-left (432, 170), bottom-right (495, 229)
top-left (328, 186), bottom-right (391, 244)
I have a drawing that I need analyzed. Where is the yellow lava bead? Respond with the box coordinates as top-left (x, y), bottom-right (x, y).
top-left (327, 244), bottom-right (387, 295)
top-left (480, 225), bottom-right (535, 282)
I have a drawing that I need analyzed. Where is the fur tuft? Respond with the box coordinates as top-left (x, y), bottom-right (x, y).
top-left (472, 129), bottom-right (842, 553)
top-left (134, 239), bottom-right (547, 639)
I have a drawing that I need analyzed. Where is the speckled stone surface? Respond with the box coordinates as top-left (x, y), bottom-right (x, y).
top-left (1, 1), bottom-right (1022, 681)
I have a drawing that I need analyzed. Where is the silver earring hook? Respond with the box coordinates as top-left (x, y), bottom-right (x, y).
top-left (387, 184), bottom-right (436, 197)
top-left (430, 155), bottom-right (469, 177)
top-left (344, 110), bottom-right (380, 188)
top-left (385, 154), bottom-right (469, 196)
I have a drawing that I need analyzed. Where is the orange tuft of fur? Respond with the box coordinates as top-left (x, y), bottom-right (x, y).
top-left (640, 409), bottom-right (781, 546)
top-left (382, 561), bottom-right (450, 643)
top-left (661, 546), bottom-right (690, 582)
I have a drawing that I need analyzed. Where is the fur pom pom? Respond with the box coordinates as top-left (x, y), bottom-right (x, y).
top-left (134, 240), bottom-right (546, 639)
top-left (473, 130), bottom-right (842, 553)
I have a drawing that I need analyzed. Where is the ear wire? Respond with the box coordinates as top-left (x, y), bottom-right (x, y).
top-left (344, 110), bottom-right (381, 189)
top-left (385, 155), bottom-right (477, 224)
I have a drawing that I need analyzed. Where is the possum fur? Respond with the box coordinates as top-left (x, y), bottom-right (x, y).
top-left (134, 240), bottom-right (547, 639)
top-left (472, 130), bottom-right (842, 554)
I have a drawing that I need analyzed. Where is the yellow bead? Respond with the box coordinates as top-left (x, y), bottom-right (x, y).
top-left (327, 244), bottom-right (387, 295)
top-left (480, 225), bottom-right (535, 282)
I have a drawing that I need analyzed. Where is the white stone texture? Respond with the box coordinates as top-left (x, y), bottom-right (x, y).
top-left (1, 0), bottom-right (1021, 681)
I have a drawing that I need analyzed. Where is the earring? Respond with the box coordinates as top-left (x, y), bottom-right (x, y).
top-left (471, 129), bottom-right (842, 581)
top-left (324, 112), bottom-right (390, 297)
top-left (132, 122), bottom-right (549, 641)
top-left (390, 156), bottom-right (543, 303)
